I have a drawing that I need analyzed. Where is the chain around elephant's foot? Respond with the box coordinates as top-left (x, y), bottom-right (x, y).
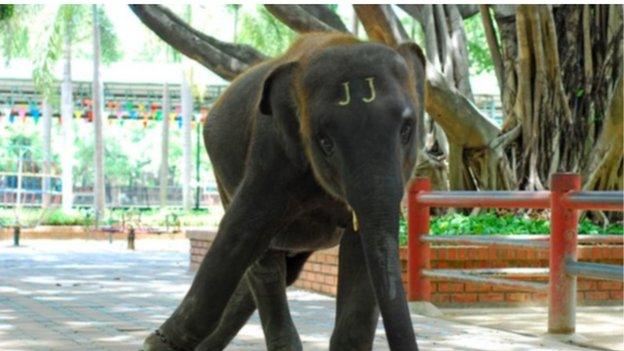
top-left (142, 329), bottom-right (189, 351)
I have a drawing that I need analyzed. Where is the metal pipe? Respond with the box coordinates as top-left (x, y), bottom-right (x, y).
top-left (422, 269), bottom-right (548, 292)
top-left (431, 267), bottom-right (549, 276)
top-left (563, 191), bottom-right (624, 211)
top-left (566, 261), bottom-right (624, 282)
top-left (422, 235), bottom-right (550, 249)
top-left (416, 191), bottom-right (551, 209)
top-left (422, 234), bottom-right (622, 245)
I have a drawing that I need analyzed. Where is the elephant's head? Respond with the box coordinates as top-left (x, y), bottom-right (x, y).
top-left (260, 40), bottom-right (425, 349)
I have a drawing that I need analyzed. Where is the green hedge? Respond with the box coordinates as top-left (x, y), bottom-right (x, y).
top-left (398, 213), bottom-right (623, 246)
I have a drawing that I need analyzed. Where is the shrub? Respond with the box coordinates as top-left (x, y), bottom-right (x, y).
top-left (398, 213), bottom-right (623, 246)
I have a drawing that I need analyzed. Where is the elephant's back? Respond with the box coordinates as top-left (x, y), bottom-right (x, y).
top-left (203, 61), bottom-right (275, 198)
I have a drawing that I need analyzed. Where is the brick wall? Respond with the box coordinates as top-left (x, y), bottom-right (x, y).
top-left (187, 230), bottom-right (623, 306)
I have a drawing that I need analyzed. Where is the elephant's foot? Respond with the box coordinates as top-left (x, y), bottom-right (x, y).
top-left (266, 336), bottom-right (303, 351)
top-left (142, 330), bottom-right (189, 351)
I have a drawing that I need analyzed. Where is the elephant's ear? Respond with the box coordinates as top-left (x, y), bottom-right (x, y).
top-left (396, 42), bottom-right (426, 151)
top-left (395, 42), bottom-right (426, 109)
top-left (258, 61), bottom-right (307, 168)
top-left (259, 61), bottom-right (299, 116)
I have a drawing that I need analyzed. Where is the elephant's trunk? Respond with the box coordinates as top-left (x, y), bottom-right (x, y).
top-left (345, 166), bottom-right (418, 350)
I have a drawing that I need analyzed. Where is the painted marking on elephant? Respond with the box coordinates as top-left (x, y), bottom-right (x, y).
top-left (362, 77), bottom-right (376, 103)
top-left (338, 81), bottom-right (351, 106)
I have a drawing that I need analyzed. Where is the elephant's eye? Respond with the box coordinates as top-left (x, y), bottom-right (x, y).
top-left (400, 120), bottom-right (413, 145)
top-left (317, 134), bottom-right (334, 157)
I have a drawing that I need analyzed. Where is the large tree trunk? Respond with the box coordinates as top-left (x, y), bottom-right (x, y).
top-left (159, 83), bottom-right (170, 209)
top-left (60, 15), bottom-right (74, 211)
top-left (491, 5), bottom-right (623, 191)
top-left (92, 5), bottom-right (105, 221)
top-left (583, 75), bottom-right (623, 192)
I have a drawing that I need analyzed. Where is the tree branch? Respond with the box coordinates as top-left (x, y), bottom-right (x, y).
top-left (425, 63), bottom-right (501, 148)
top-left (399, 5), bottom-right (480, 23)
top-left (480, 5), bottom-right (505, 96)
top-left (397, 5), bottom-right (425, 24)
top-left (355, 5), bottom-right (501, 148)
top-left (447, 5), bottom-right (474, 100)
top-left (457, 5), bottom-right (480, 19)
top-left (264, 5), bottom-right (342, 33)
top-left (353, 5), bottom-right (410, 46)
top-left (129, 5), bottom-right (266, 81)
top-left (299, 5), bottom-right (348, 32)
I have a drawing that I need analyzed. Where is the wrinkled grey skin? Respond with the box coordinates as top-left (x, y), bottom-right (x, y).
top-left (143, 33), bottom-right (424, 351)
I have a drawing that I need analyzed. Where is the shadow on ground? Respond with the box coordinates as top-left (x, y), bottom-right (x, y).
top-left (0, 240), bottom-right (611, 351)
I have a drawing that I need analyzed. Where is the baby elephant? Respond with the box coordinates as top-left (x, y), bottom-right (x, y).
top-left (143, 32), bottom-right (425, 351)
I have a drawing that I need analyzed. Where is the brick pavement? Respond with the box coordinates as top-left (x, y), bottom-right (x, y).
top-left (0, 239), bottom-right (605, 351)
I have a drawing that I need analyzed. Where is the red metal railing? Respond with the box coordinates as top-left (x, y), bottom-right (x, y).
top-left (407, 172), bottom-right (624, 335)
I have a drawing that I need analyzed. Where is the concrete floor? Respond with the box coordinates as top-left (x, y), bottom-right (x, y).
top-left (443, 305), bottom-right (624, 351)
top-left (0, 239), bottom-right (620, 351)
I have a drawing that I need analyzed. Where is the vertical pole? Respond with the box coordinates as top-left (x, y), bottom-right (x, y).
top-left (42, 99), bottom-right (52, 209)
top-left (181, 68), bottom-right (192, 211)
top-left (195, 120), bottom-right (201, 210)
top-left (548, 173), bottom-right (580, 334)
top-left (61, 15), bottom-right (74, 212)
top-left (92, 4), bottom-right (106, 226)
top-left (159, 83), bottom-right (170, 208)
top-left (13, 226), bottom-right (20, 247)
top-left (408, 177), bottom-right (431, 301)
top-left (127, 227), bottom-right (135, 250)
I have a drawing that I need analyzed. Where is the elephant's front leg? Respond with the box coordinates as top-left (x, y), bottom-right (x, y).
top-left (144, 180), bottom-right (296, 351)
top-left (330, 227), bottom-right (380, 351)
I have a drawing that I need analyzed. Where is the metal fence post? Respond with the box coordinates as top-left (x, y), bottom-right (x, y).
top-left (127, 227), bottom-right (135, 250)
top-left (408, 177), bottom-right (431, 301)
top-left (548, 173), bottom-right (580, 334)
top-left (13, 226), bottom-right (20, 247)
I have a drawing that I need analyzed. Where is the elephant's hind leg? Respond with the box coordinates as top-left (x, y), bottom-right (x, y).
top-left (247, 250), bottom-right (302, 351)
top-left (194, 275), bottom-right (256, 351)
top-left (196, 252), bottom-right (311, 351)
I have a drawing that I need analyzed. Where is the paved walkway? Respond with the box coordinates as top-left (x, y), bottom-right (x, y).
top-left (0, 239), bottom-right (617, 351)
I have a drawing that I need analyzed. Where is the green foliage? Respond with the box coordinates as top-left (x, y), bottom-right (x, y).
top-left (0, 4), bottom-right (14, 20)
top-left (398, 213), bottom-right (624, 245)
top-left (31, 5), bottom-right (63, 103)
top-left (42, 208), bottom-right (86, 225)
top-left (0, 123), bottom-right (44, 172)
top-left (28, 5), bottom-right (121, 103)
top-left (237, 5), bottom-right (296, 57)
top-left (0, 5), bottom-right (32, 63)
top-left (96, 6), bottom-right (122, 64)
top-left (463, 14), bottom-right (494, 74)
